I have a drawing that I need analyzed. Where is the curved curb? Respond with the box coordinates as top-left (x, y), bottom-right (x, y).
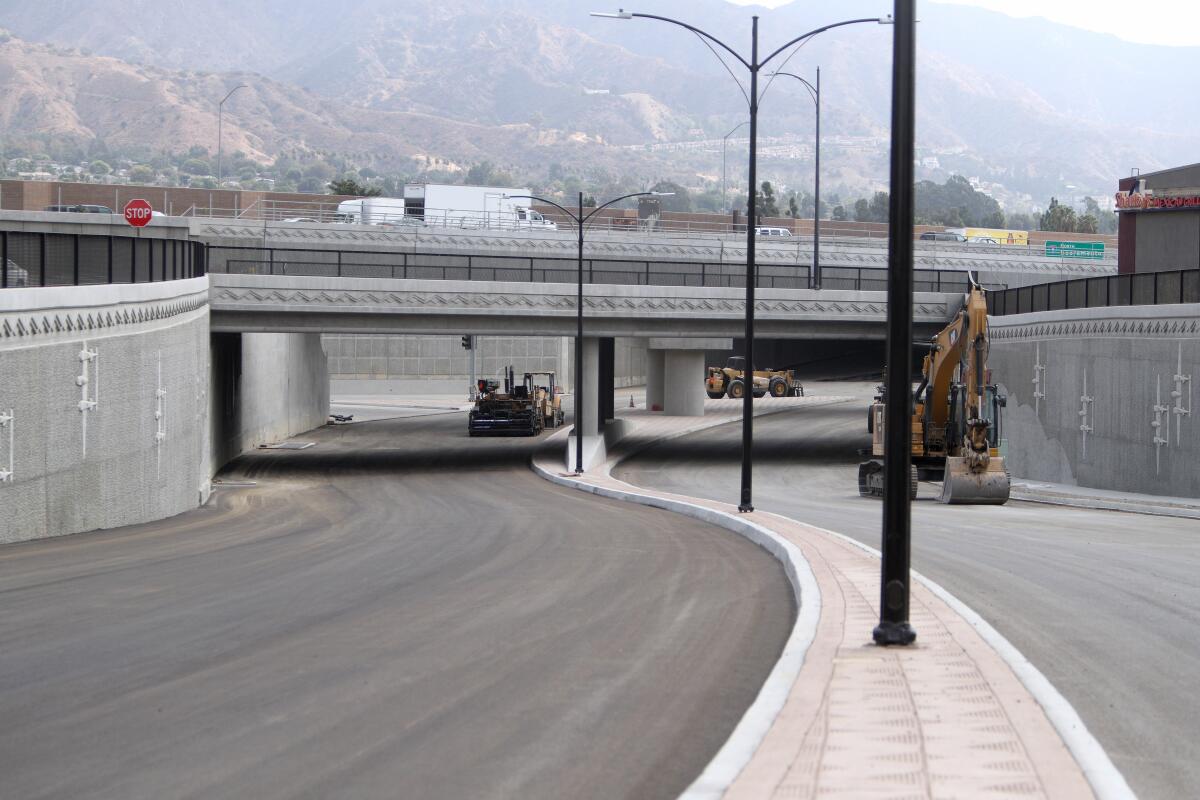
top-left (762, 511), bottom-right (1136, 800)
top-left (531, 460), bottom-right (821, 800)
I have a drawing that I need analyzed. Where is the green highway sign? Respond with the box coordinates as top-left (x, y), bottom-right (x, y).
top-left (1045, 240), bottom-right (1105, 259)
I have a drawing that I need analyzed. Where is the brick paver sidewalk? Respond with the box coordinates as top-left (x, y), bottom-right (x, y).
top-left (534, 400), bottom-right (1102, 799)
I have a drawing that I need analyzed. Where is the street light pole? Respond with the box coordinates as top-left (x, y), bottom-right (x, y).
top-left (506, 191), bottom-right (672, 474)
top-left (593, 8), bottom-right (891, 512)
top-left (721, 121), bottom-right (749, 214)
top-left (874, 0), bottom-right (918, 647)
top-left (216, 84), bottom-right (248, 187)
top-left (742, 17), bottom-right (759, 511)
top-left (766, 67), bottom-right (821, 289)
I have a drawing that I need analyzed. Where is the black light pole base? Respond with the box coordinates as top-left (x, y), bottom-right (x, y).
top-left (738, 503), bottom-right (754, 513)
top-left (873, 621), bottom-right (917, 646)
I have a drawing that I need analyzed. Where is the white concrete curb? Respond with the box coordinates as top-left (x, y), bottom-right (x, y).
top-left (532, 460), bottom-right (820, 800)
top-left (763, 512), bottom-right (1137, 800)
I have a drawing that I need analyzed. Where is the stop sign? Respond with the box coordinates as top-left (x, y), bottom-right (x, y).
top-left (123, 199), bottom-right (153, 227)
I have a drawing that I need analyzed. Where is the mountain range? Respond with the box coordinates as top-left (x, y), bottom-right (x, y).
top-left (0, 0), bottom-right (1196, 207)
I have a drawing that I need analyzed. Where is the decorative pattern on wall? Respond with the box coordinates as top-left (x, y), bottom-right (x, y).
top-left (1, 293), bottom-right (209, 342)
top-left (992, 316), bottom-right (1200, 342)
top-left (209, 283), bottom-right (952, 322)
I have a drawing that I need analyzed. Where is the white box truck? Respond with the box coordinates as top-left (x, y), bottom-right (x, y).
top-left (405, 184), bottom-right (557, 230)
top-left (335, 196), bottom-right (412, 226)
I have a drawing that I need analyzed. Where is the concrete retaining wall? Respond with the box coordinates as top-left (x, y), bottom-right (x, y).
top-left (323, 334), bottom-right (645, 391)
top-left (989, 305), bottom-right (1199, 498)
top-left (0, 279), bottom-right (331, 544)
top-left (0, 279), bottom-right (213, 543)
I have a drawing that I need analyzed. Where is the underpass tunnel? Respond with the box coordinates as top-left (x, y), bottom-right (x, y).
top-left (712, 338), bottom-right (924, 382)
top-left (209, 331), bottom-right (330, 472)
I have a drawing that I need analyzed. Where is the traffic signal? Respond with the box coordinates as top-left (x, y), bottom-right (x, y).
top-left (461, 335), bottom-right (473, 350)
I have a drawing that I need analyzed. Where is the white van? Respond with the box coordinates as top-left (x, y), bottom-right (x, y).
top-left (755, 226), bottom-right (792, 238)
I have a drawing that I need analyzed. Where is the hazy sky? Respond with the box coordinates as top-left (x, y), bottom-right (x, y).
top-left (724, 0), bottom-right (1200, 47)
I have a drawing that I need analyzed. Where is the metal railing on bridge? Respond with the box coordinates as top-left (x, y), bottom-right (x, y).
top-left (206, 243), bottom-right (988, 293)
top-left (988, 268), bottom-right (1200, 315)
top-left (182, 203), bottom-right (1118, 261)
top-left (1, 230), bottom-right (205, 289)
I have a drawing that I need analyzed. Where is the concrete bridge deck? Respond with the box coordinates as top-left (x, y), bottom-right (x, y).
top-left (207, 273), bottom-right (962, 339)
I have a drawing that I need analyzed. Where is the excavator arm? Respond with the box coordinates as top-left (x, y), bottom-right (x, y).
top-left (939, 282), bottom-right (1009, 504)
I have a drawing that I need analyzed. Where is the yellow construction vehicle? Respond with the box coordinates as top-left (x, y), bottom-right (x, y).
top-left (858, 280), bottom-right (1010, 504)
top-left (705, 357), bottom-right (804, 399)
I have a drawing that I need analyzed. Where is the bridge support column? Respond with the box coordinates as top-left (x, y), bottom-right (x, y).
top-left (598, 337), bottom-right (615, 425)
top-left (649, 338), bottom-right (733, 417)
top-left (567, 337), bottom-right (603, 471)
top-left (646, 348), bottom-right (665, 412)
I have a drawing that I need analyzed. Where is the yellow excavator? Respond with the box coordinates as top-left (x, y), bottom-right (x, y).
top-left (858, 279), bottom-right (1010, 504)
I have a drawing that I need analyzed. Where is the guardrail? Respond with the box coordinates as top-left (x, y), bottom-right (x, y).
top-left (206, 244), bottom-right (994, 293)
top-left (1, 230), bottom-right (205, 288)
top-left (988, 269), bottom-right (1200, 315)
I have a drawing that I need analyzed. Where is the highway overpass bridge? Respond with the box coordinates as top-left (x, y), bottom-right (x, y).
top-left (0, 212), bottom-right (1194, 529)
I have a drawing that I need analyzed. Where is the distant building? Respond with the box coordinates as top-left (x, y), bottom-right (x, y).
top-left (1116, 162), bottom-right (1200, 274)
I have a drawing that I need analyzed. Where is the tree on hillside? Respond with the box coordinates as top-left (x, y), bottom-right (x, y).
top-left (465, 161), bottom-right (515, 187)
top-left (180, 158), bottom-right (211, 175)
top-left (649, 181), bottom-right (692, 212)
top-left (756, 181), bottom-right (779, 218)
top-left (89, 160), bottom-right (111, 176)
top-left (787, 193), bottom-right (799, 218)
top-left (853, 191), bottom-right (890, 223)
top-left (129, 165), bottom-right (155, 184)
top-left (328, 177), bottom-right (382, 196)
top-left (1040, 197), bottom-right (1077, 232)
top-left (913, 175), bottom-right (1002, 227)
top-left (1007, 212), bottom-right (1035, 231)
top-left (853, 198), bottom-right (870, 222)
top-left (1083, 196), bottom-right (1118, 234)
top-left (831, 204), bottom-right (847, 221)
top-left (1076, 214), bottom-right (1099, 234)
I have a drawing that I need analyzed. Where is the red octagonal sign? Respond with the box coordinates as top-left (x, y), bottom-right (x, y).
top-left (123, 198), bottom-right (153, 227)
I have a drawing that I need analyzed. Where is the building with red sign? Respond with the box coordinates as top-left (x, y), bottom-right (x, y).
top-left (1116, 162), bottom-right (1200, 274)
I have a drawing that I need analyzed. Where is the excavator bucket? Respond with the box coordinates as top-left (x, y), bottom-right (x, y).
top-left (940, 456), bottom-right (1010, 504)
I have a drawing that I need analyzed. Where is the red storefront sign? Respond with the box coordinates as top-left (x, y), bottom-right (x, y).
top-left (1115, 189), bottom-right (1200, 211)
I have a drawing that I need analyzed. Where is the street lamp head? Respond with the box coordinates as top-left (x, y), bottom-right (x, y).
top-left (650, 192), bottom-right (675, 197)
top-left (877, 15), bottom-right (894, 24)
top-left (590, 9), bottom-right (633, 19)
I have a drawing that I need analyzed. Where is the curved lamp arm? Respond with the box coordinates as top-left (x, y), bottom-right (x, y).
top-left (768, 71), bottom-right (817, 105)
top-left (504, 195), bottom-right (580, 227)
top-left (761, 17), bottom-right (891, 68)
top-left (220, 84), bottom-right (248, 108)
top-left (591, 11), bottom-right (749, 70)
top-left (723, 120), bottom-right (750, 140)
top-left (505, 192), bottom-right (674, 231)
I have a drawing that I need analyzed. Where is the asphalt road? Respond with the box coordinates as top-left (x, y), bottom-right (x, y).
top-left (0, 413), bottom-right (793, 800)
top-left (614, 384), bottom-right (1200, 800)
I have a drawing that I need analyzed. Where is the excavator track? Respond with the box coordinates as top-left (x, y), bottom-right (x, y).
top-left (857, 460), bottom-right (918, 500)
